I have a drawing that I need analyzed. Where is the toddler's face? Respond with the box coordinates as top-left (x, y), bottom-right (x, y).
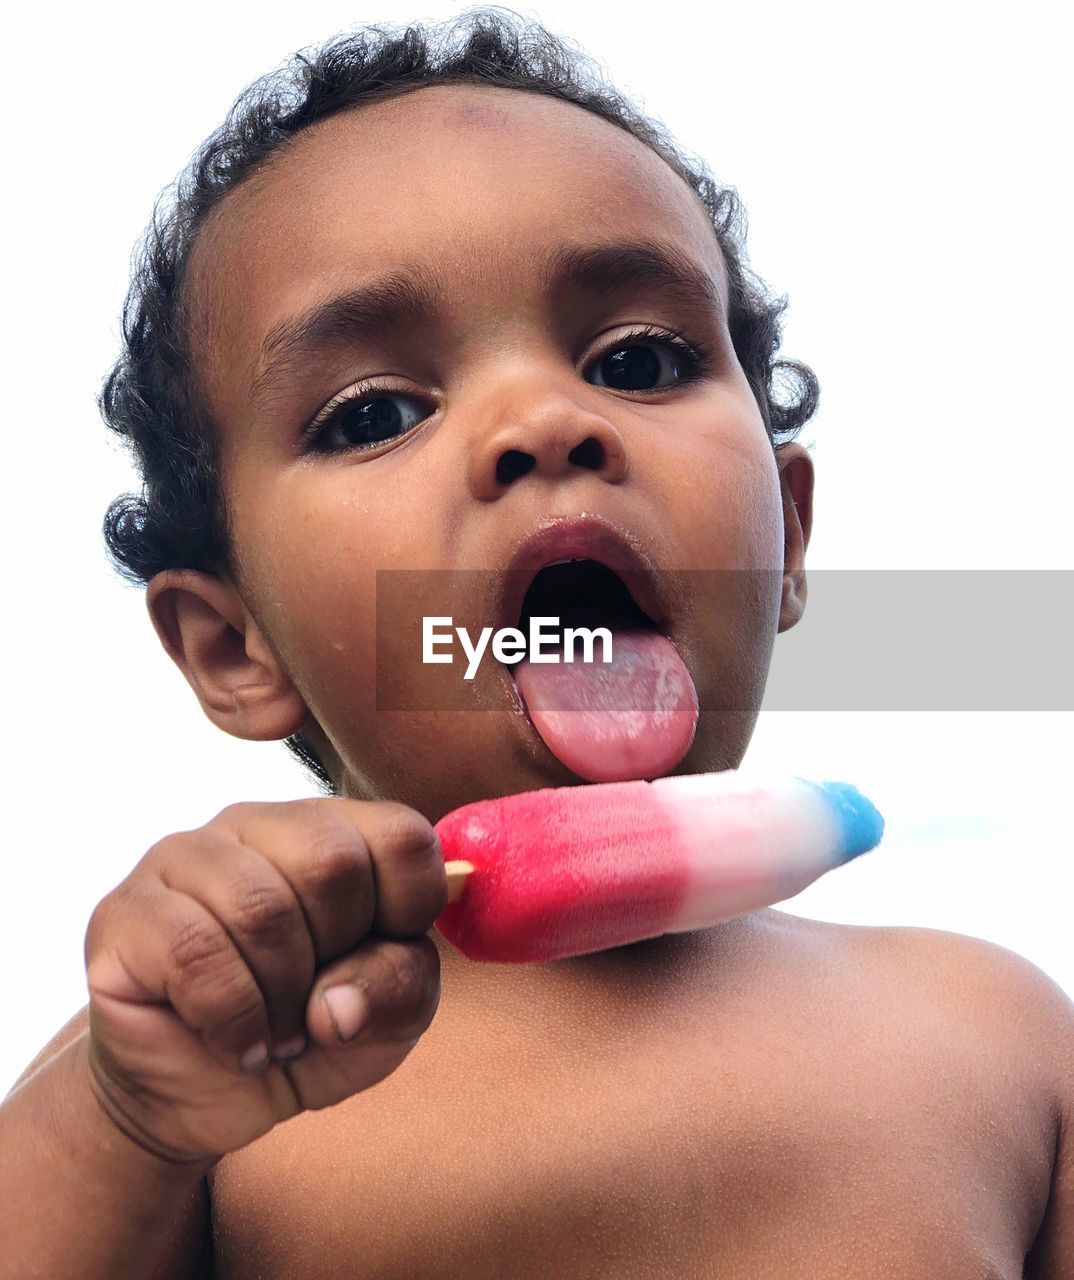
top-left (169, 84), bottom-right (812, 819)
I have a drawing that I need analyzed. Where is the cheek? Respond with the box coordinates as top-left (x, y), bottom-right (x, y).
top-left (655, 419), bottom-right (786, 720)
top-left (665, 414), bottom-right (786, 572)
top-left (268, 561), bottom-right (382, 732)
top-left (234, 477), bottom-right (385, 702)
top-left (728, 445), bottom-right (786, 570)
top-left (234, 468), bottom-right (459, 737)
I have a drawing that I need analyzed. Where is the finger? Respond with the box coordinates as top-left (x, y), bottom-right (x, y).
top-left (153, 827), bottom-right (316, 1055)
top-left (221, 798), bottom-right (447, 946)
top-left (87, 874), bottom-right (275, 1075)
top-left (306, 934), bottom-right (441, 1049)
top-left (321, 799), bottom-right (447, 937)
top-left (213, 799), bottom-right (377, 969)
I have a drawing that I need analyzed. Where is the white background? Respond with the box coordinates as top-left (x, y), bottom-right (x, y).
top-left (2, 0), bottom-right (1070, 1096)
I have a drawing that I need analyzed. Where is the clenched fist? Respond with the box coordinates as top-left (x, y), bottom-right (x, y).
top-left (83, 798), bottom-right (446, 1166)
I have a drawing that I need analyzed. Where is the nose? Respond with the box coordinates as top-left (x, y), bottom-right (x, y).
top-left (467, 389), bottom-right (629, 501)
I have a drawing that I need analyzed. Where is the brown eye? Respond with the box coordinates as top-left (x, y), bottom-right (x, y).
top-left (586, 327), bottom-right (714, 392)
top-left (310, 392), bottom-right (429, 453)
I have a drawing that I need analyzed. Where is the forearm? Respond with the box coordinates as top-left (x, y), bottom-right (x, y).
top-left (0, 1033), bottom-right (214, 1280)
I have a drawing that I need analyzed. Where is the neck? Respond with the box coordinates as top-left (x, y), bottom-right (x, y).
top-left (431, 908), bottom-right (782, 997)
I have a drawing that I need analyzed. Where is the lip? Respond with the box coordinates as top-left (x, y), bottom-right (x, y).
top-left (495, 514), bottom-right (674, 639)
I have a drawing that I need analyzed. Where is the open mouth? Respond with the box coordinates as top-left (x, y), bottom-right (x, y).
top-left (516, 559), bottom-right (660, 638)
top-left (494, 520), bottom-right (699, 784)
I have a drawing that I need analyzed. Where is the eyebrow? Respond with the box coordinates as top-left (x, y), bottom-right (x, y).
top-left (249, 239), bottom-right (725, 406)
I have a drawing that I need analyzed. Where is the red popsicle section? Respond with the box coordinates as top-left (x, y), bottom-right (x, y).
top-left (435, 781), bottom-right (692, 962)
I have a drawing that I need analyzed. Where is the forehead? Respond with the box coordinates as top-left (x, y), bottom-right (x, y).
top-left (187, 83), bottom-right (725, 420)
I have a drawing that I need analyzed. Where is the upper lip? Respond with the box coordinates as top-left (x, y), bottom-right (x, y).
top-left (495, 514), bottom-right (672, 637)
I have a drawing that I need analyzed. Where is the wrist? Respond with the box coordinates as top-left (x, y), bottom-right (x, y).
top-left (65, 1032), bottom-right (219, 1184)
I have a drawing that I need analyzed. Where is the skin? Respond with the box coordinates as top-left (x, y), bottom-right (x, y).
top-left (136, 84), bottom-right (1072, 1277)
top-left (147, 82), bottom-right (813, 825)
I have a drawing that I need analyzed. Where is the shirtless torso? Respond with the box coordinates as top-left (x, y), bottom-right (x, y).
top-left (208, 909), bottom-right (1058, 1279)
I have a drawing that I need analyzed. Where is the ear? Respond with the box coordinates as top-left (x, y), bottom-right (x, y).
top-left (775, 442), bottom-right (814, 634)
top-left (145, 569), bottom-right (310, 741)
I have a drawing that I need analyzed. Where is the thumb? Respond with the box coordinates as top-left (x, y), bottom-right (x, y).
top-left (305, 934), bottom-right (441, 1051)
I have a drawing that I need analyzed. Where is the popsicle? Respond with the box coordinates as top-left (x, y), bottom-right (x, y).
top-left (434, 771), bottom-right (883, 962)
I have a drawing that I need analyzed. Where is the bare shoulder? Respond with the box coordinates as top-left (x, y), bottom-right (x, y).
top-left (757, 913), bottom-right (1073, 1274)
top-left (856, 919), bottom-right (1073, 1064)
top-left (761, 911), bottom-right (1073, 1118)
top-left (777, 910), bottom-right (1069, 1020)
top-left (870, 922), bottom-right (1074, 1279)
top-left (844, 926), bottom-right (1074, 1278)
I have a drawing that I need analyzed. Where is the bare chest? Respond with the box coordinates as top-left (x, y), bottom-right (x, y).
top-left (208, 988), bottom-right (1037, 1280)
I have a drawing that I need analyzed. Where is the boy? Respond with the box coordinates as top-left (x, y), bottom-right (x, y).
top-left (3, 10), bottom-right (1071, 1277)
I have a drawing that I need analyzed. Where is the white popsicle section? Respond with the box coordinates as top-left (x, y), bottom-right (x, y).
top-left (647, 774), bottom-right (850, 931)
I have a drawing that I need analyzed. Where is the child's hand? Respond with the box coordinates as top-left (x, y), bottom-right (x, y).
top-left (82, 798), bottom-right (445, 1167)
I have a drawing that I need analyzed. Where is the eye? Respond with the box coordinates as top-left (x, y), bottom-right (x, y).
top-left (302, 325), bottom-right (716, 455)
top-left (305, 388), bottom-right (431, 454)
top-left (586, 325), bottom-right (715, 392)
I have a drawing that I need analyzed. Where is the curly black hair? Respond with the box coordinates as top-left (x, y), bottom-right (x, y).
top-left (99, 5), bottom-right (820, 795)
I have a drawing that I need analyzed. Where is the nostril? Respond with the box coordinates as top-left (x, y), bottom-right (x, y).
top-left (496, 449), bottom-right (536, 485)
top-left (493, 435), bottom-right (610, 486)
top-left (568, 436), bottom-right (605, 470)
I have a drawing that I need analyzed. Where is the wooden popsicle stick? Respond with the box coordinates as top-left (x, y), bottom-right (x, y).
top-left (445, 860), bottom-right (475, 905)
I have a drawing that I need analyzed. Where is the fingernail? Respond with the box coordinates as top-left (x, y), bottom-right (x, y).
top-left (272, 1035), bottom-right (307, 1062)
top-left (240, 1041), bottom-right (269, 1072)
top-left (322, 984), bottom-right (369, 1042)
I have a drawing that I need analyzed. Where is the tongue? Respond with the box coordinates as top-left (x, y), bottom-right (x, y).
top-left (512, 627), bottom-right (699, 783)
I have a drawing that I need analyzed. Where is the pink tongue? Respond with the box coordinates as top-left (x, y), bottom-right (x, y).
top-left (512, 628), bottom-right (699, 783)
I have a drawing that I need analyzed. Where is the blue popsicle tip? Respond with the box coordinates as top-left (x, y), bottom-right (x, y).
top-left (798, 779), bottom-right (885, 863)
